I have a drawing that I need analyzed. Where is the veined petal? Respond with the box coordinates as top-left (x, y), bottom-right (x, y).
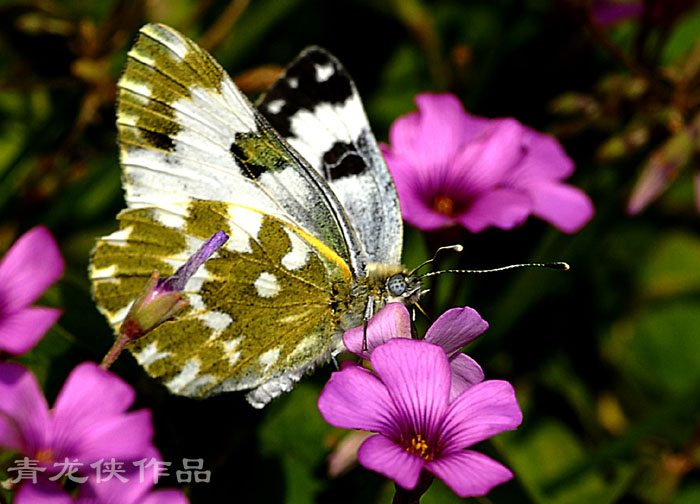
top-left (449, 354), bottom-right (484, 401)
top-left (457, 189), bottom-right (532, 232)
top-left (318, 365), bottom-right (398, 436)
top-left (426, 450), bottom-right (513, 497)
top-left (439, 380), bottom-right (522, 450)
top-left (0, 363), bottom-right (49, 455)
top-left (0, 226), bottom-right (63, 313)
top-left (529, 180), bottom-right (594, 233)
top-left (424, 307), bottom-right (488, 357)
top-left (0, 307), bottom-right (61, 355)
top-left (357, 434), bottom-right (424, 490)
top-left (383, 152), bottom-right (454, 230)
top-left (343, 303), bottom-right (411, 358)
top-left (371, 340), bottom-right (451, 438)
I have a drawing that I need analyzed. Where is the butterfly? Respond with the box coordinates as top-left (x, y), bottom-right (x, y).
top-left (89, 23), bottom-right (422, 408)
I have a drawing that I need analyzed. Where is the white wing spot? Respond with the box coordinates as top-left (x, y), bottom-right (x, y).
top-left (223, 336), bottom-right (243, 367)
top-left (166, 359), bottom-right (201, 393)
top-left (259, 347), bottom-right (280, 371)
top-left (266, 99), bottom-right (285, 114)
top-left (134, 342), bottom-right (170, 366)
top-left (197, 311), bottom-right (232, 332)
top-left (287, 77), bottom-right (298, 88)
top-left (315, 63), bottom-right (335, 82)
top-left (100, 226), bottom-right (133, 246)
top-left (227, 206), bottom-right (263, 253)
top-left (254, 272), bottom-right (280, 297)
top-left (281, 230), bottom-right (310, 270)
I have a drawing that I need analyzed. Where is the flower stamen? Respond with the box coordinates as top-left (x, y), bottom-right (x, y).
top-left (407, 434), bottom-right (432, 461)
top-left (432, 195), bottom-right (455, 217)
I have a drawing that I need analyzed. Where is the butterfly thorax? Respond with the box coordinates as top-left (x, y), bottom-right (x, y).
top-left (345, 263), bottom-right (422, 327)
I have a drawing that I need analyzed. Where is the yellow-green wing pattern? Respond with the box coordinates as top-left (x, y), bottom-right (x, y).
top-left (91, 201), bottom-right (355, 407)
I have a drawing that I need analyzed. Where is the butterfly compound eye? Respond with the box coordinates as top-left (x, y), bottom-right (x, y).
top-left (387, 274), bottom-right (407, 297)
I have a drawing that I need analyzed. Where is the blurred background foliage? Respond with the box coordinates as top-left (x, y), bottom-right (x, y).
top-left (1, 0), bottom-right (700, 502)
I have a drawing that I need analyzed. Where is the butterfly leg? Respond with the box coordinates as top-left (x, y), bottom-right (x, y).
top-left (362, 295), bottom-right (375, 352)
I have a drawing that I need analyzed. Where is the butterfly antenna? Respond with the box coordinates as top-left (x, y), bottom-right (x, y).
top-left (420, 261), bottom-right (570, 279)
top-left (409, 245), bottom-right (464, 276)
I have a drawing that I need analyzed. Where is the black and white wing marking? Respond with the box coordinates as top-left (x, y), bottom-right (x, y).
top-left (117, 24), bottom-right (366, 277)
top-left (257, 47), bottom-right (403, 266)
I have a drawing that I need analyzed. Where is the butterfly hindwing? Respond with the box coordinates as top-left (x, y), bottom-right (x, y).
top-left (258, 47), bottom-right (403, 265)
top-left (92, 200), bottom-right (356, 407)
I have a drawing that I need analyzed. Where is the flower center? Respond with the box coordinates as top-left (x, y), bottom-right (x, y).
top-left (35, 448), bottom-right (54, 463)
top-left (432, 195), bottom-right (455, 217)
top-left (406, 434), bottom-right (432, 461)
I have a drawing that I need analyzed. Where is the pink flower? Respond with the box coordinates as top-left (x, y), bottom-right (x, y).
top-left (0, 362), bottom-right (186, 502)
top-left (381, 93), bottom-right (594, 233)
top-left (0, 226), bottom-right (64, 355)
top-left (343, 303), bottom-right (487, 400)
top-left (14, 470), bottom-right (188, 504)
top-left (318, 338), bottom-right (522, 498)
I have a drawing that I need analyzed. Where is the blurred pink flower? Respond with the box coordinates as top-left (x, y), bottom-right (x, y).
top-left (14, 470), bottom-right (188, 504)
top-left (343, 303), bottom-right (487, 400)
top-left (592, 0), bottom-right (643, 26)
top-left (0, 362), bottom-right (186, 502)
top-left (0, 226), bottom-right (64, 355)
top-left (318, 338), bottom-right (522, 498)
top-left (381, 93), bottom-right (594, 233)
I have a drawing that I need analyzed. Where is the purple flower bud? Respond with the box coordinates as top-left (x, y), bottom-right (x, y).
top-left (101, 232), bottom-right (228, 369)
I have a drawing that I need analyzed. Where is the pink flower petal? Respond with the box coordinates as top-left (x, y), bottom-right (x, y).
top-left (371, 339), bottom-right (451, 438)
top-left (318, 365), bottom-right (398, 436)
top-left (343, 303), bottom-right (411, 358)
top-left (383, 152), bottom-right (454, 230)
top-left (0, 363), bottom-right (49, 455)
top-left (142, 489), bottom-right (190, 504)
top-left (0, 226), bottom-right (63, 313)
top-left (424, 307), bottom-right (488, 357)
top-left (507, 131), bottom-right (575, 182)
top-left (458, 188), bottom-right (532, 232)
top-left (529, 180), bottom-right (594, 233)
top-left (0, 306), bottom-right (61, 355)
top-left (388, 94), bottom-right (480, 172)
top-left (426, 450), bottom-right (513, 497)
top-left (439, 380), bottom-right (522, 450)
top-left (72, 409), bottom-right (155, 463)
top-left (449, 354), bottom-right (484, 401)
top-left (357, 434), bottom-right (424, 490)
top-left (14, 478), bottom-right (72, 504)
top-left (449, 119), bottom-right (527, 194)
top-left (50, 363), bottom-right (136, 456)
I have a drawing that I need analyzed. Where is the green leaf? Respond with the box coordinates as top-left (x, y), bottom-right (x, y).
top-left (661, 6), bottom-right (700, 64)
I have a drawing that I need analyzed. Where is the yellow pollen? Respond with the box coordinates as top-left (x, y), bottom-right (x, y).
top-left (406, 434), bottom-right (431, 460)
top-left (433, 195), bottom-right (454, 216)
top-left (35, 448), bottom-right (53, 463)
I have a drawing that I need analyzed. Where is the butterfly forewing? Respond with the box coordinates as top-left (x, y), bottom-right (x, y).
top-left (258, 47), bottom-right (403, 265)
top-left (117, 24), bottom-right (365, 275)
